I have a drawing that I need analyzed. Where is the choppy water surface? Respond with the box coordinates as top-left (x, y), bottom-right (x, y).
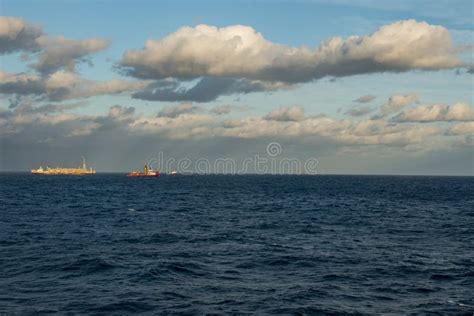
top-left (1, 174), bottom-right (473, 314)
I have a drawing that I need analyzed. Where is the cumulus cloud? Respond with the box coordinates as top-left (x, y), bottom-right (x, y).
top-left (3, 97), bottom-right (86, 115)
top-left (120, 20), bottom-right (462, 83)
top-left (0, 17), bottom-right (42, 54)
top-left (0, 17), bottom-right (130, 104)
top-left (210, 104), bottom-right (251, 115)
top-left (212, 116), bottom-right (442, 148)
top-left (0, 97), bottom-right (93, 137)
top-left (33, 36), bottom-right (110, 74)
top-left (392, 102), bottom-right (474, 122)
top-left (381, 93), bottom-right (419, 115)
top-left (0, 71), bottom-right (44, 97)
top-left (210, 105), bottom-right (233, 115)
top-left (129, 112), bottom-right (216, 139)
top-left (74, 78), bottom-right (148, 100)
top-left (157, 103), bottom-right (201, 118)
top-left (353, 95), bottom-right (376, 103)
top-left (446, 122), bottom-right (474, 135)
top-left (1, 16), bottom-right (109, 74)
top-left (126, 110), bottom-right (443, 147)
top-left (132, 77), bottom-right (288, 102)
top-left (108, 105), bottom-right (135, 119)
top-left (2, 99), bottom-right (469, 152)
top-left (336, 123), bottom-right (441, 146)
top-left (0, 70), bottom-right (148, 102)
top-left (2, 17), bottom-right (466, 105)
top-left (264, 106), bottom-right (305, 122)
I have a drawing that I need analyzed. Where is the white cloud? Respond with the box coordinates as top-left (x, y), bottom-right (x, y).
top-left (67, 121), bottom-right (101, 137)
top-left (108, 105), bottom-right (135, 120)
top-left (446, 122), bottom-right (474, 135)
top-left (264, 106), bottom-right (305, 122)
top-left (44, 70), bottom-right (79, 89)
top-left (338, 127), bottom-right (442, 146)
top-left (392, 102), bottom-right (474, 122)
top-left (2, 100), bottom-right (467, 149)
top-left (381, 93), bottom-right (419, 115)
top-left (0, 71), bottom-right (43, 96)
top-left (157, 103), bottom-right (201, 118)
top-left (0, 16), bottom-right (42, 53)
top-left (130, 113), bottom-right (216, 139)
top-left (33, 36), bottom-right (110, 73)
top-left (0, 17), bottom-right (129, 104)
top-left (75, 78), bottom-right (148, 99)
top-left (1, 98), bottom-right (86, 130)
top-left (0, 16), bottom-right (110, 74)
top-left (210, 105), bottom-right (252, 115)
top-left (0, 70), bottom-right (148, 101)
top-left (210, 105), bottom-right (233, 115)
top-left (120, 20), bottom-right (462, 83)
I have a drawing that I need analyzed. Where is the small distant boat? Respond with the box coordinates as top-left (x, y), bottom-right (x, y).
top-left (127, 163), bottom-right (159, 177)
top-left (169, 171), bottom-right (178, 176)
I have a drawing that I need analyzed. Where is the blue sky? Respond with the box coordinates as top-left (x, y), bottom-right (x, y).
top-left (0, 0), bottom-right (473, 174)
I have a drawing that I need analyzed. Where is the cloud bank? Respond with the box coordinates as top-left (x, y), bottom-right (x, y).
top-left (0, 17), bottom-right (144, 103)
top-left (120, 20), bottom-right (462, 84)
top-left (1, 17), bottom-right (469, 104)
top-left (3, 98), bottom-right (472, 147)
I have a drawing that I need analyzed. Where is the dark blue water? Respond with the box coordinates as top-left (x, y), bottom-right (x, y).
top-left (1, 174), bottom-right (473, 314)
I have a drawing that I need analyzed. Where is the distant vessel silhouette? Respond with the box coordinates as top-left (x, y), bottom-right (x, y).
top-left (31, 157), bottom-right (96, 175)
top-left (127, 163), bottom-right (159, 177)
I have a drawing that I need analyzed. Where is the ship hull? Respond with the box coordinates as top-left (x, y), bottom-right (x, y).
top-left (32, 172), bottom-right (95, 175)
top-left (127, 173), bottom-right (159, 177)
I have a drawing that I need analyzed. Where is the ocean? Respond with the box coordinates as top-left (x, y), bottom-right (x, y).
top-left (1, 174), bottom-right (473, 314)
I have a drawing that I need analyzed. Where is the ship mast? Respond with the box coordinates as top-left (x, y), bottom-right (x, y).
top-left (82, 156), bottom-right (86, 170)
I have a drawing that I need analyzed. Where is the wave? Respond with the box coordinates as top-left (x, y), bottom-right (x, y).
top-left (141, 261), bottom-right (210, 281)
top-left (61, 257), bottom-right (119, 274)
top-left (89, 301), bottom-right (155, 313)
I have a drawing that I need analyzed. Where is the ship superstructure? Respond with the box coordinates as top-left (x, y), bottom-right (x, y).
top-left (31, 157), bottom-right (96, 175)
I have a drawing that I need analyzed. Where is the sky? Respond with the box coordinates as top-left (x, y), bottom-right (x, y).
top-left (0, 0), bottom-right (473, 175)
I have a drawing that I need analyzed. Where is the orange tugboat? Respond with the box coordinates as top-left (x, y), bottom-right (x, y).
top-left (127, 163), bottom-right (159, 177)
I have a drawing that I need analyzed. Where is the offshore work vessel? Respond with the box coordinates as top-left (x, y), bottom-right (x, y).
top-left (127, 163), bottom-right (159, 177)
top-left (31, 157), bottom-right (96, 175)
